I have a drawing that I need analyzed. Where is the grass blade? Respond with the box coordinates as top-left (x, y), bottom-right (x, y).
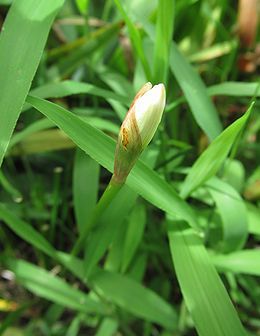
top-left (180, 102), bottom-right (254, 198)
top-left (213, 250), bottom-right (260, 276)
top-left (153, 0), bottom-right (174, 83)
top-left (168, 222), bottom-right (247, 336)
top-left (4, 258), bottom-right (107, 315)
top-left (114, 0), bottom-right (151, 80)
top-left (73, 150), bottom-right (100, 234)
top-left (89, 269), bottom-right (177, 330)
top-left (0, 0), bottom-right (64, 167)
top-left (207, 82), bottom-right (260, 97)
top-left (207, 177), bottom-right (248, 252)
top-left (170, 42), bottom-right (222, 140)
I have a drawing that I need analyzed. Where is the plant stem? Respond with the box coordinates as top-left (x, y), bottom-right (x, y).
top-left (71, 176), bottom-right (123, 256)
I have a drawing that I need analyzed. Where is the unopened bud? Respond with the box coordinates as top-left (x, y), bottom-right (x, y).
top-left (113, 82), bottom-right (166, 184)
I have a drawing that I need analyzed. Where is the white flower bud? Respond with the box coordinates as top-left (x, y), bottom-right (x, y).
top-left (113, 82), bottom-right (166, 184)
top-left (134, 83), bottom-right (166, 148)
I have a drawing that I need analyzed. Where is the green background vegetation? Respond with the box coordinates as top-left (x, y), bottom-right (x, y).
top-left (0, 0), bottom-right (259, 335)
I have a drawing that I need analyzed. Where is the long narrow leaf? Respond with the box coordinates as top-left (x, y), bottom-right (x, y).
top-left (168, 222), bottom-right (247, 336)
top-left (180, 102), bottom-right (254, 198)
top-left (0, 0), bottom-right (64, 167)
top-left (170, 42), bottom-right (222, 140)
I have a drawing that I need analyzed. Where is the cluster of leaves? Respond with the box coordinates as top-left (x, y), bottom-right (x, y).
top-left (0, 0), bottom-right (259, 335)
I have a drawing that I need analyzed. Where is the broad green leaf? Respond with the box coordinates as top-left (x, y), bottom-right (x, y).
top-left (73, 150), bottom-right (100, 233)
top-left (153, 0), bottom-right (174, 83)
top-left (4, 258), bottom-right (106, 315)
top-left (168, 222), bottom-right (247, 336)
top-left (206, 178), bottom-right (248, 252)
top-left (89, 269), bottom-right (177, 330)
top-left (26, 95), bottom-right (197, 228)
top-left (207, 82), bottom-right (260, 97)
top-left (213, 250), bottom-right (260, 276)
top-left (0, 0), bottom-right (64, 167)
top-left (180, 102), bottom-right (254, 198)
top-left (170, 42), bottom-right (222, 140)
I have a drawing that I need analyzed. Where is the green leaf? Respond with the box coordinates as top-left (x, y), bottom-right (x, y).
top-left (84, 185), bottom-right (137, 276)
top-left (4, 258), bottom-right (107, 315)
top-left (95, 318), bottom-right (118, 336)
top-left (170, 42), bottom-right (222, 140)
top-left (121, 203), bottom-right (146, 272)
top-left (247, 203), bottom-right (260, 235)
top-left (26, 95), bottom-right (197, 229)
top-left (75, 0), bottom-right (89, 15)
top-left (207, 82), bottom-right (260, 97)
top-left (49, 22), bottom-right (121, 79)
top-left (29, 80), bottom-right (130, 105)
top-left (153, 0), bottom-right (174, 83)
top-left (206, 177), bottom-right (248, 252)
top-left (0, 203), bottom-right (56, 258)
top-left (89, 269), bottom-right (177, 330)
top-left (9, 119), bottom-right (54, 149)
top-left (212, 250), bottom-right (260, 276)
top-left (73, 150), bottom-right (100, 233)
top-left (114, 0), bottom-right (151, 80)
top-left (168, 222), bottom-right (247, 336)
top-left (0, 0), bottom-right (64, 167)
top-left (180, 102), bottom-right (254, 198)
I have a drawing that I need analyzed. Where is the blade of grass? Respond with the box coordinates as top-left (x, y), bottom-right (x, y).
top-left (153, 0), bottom-right (174, 83)
top-left (180, 102), bottom-right (254, 198)
top-left (4, 257), bottom-right (107, 315)
top-left (170, 42), bottom-right (222, 140)
top-left (206, 177), bottom-right (248, 252)
top-left (84, 185), bottom-right (137, 277)
top-left (95, 318), bottom-right (118, 336)
top-left (114, 0), bottom-right (151, 80)
top-left (0, 203), bottom-right (57, 258)
top-left (29, 80), bottom-right (130, 105)
top-left (167, 221), bottom-right (247, 336)
top-left (207, 82), bottom-right (260, 97)
top-left (121, 203), bottom-right (146, 273)
top-left (48, 21), bottom-right (121, 79)
top-left (0, 0), bottom-right (64, 167)
top-left (89, 268), bottom-right (177, 330)
top-left (212, 250), bottom-right (260, 276)
top-left (247, 203), bottom-right (260, 235)
top-left (73, 150), bottom-right (100, 234)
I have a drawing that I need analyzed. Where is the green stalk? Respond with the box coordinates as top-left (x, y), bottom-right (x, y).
top-left (71, 177), bottom-right (123, 256)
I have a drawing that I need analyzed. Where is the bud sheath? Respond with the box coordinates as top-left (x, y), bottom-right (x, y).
top-left (113, 82), bottom-right (166, 184)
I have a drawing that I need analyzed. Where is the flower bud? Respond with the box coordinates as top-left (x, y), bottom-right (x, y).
top-left (113, 82), bottom-right (166, 184)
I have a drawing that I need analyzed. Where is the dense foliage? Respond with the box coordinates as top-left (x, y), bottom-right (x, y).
top-left (0, 0), bottom-right (259, 335)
